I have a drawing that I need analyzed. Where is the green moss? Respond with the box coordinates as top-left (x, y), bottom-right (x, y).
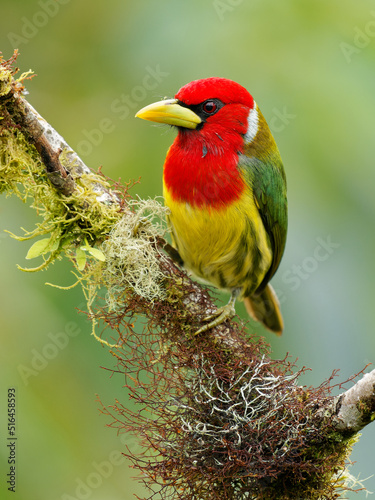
top-left (0, 122), bottom-right (121, 270)
top-left (0, 64), bottom-right (13, 97)
top-left (0, 105), bottom-right (172, 344)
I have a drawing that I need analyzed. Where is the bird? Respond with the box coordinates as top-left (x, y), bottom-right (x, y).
top-left (135, 77), bottom-right (287, 335)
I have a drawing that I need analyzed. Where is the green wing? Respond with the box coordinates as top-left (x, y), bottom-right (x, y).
top-left (239, 146), bottom-right (288, 292)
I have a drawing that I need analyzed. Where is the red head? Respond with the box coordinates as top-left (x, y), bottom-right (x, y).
top-left (136, 78), bottom-right (258, 208)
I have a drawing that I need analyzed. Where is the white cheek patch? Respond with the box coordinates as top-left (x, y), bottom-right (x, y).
top-left (244, 103), bottom-right (259, 145)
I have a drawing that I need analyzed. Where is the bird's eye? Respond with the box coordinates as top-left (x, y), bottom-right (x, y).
top-left (202, 100), bottom-right (218, 114)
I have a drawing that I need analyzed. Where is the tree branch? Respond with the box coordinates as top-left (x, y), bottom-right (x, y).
top-left (330, 369), bottom-right (375, 435)
top-left (1, 52), bottom-right (374, 500)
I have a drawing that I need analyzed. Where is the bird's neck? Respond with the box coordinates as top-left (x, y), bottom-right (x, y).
top-left (163, 127), bottom-right (246, 209)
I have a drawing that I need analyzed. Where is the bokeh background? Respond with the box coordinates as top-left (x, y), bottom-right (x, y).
top-left (1, 1), bottom-right (375, 498)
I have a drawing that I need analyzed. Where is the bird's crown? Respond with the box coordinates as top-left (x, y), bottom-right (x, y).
top-left (175, 77), bottom-right (254, 109)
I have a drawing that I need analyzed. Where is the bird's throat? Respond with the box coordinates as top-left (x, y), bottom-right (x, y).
top-left (163, 129), bottom-right (246, 209)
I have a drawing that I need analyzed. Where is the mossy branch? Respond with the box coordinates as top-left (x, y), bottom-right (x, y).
top-left (1, 51), bottom-right (374, 500)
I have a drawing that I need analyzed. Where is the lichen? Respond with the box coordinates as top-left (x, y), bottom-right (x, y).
top-left (101, 197), bottom-right (170, 309)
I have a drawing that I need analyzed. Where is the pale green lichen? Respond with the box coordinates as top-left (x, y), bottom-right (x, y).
top-left (101, 197), bottom-right (170, 309)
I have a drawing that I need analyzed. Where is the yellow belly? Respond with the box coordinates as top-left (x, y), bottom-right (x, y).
top-left (163, 184), bottom-right (272, 298)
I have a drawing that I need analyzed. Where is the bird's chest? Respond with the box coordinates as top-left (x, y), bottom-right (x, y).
top-left (163, 185), bottom-right (272, 295)
top-left (163, 131), bottom-right (245, 210)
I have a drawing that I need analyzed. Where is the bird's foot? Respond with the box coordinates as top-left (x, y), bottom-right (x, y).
top-left (195, 302), bottom-right (236, 336)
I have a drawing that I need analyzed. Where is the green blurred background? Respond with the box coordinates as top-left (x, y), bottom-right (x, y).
top-left (1, 1), bottom-right (375, 498)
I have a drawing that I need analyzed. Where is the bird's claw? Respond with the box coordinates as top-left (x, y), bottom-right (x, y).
top-left (195, 303), bottom-right (236, 335)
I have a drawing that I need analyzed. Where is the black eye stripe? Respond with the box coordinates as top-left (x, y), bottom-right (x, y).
top-left (179, 99), bottom-right (224, 121)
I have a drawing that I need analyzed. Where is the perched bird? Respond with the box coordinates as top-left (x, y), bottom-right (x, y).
top-left (136, 77), bottom-right (287, 335)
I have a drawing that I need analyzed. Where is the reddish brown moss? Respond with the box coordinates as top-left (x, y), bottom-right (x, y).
top-left (91, 230), bottom-right (357, 500)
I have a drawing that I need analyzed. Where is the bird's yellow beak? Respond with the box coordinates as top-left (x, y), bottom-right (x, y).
top-left (135, 99), bottom-right (202, 129)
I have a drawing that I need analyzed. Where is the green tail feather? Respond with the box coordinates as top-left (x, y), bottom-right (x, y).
top-left (244, 284), bottom-right (283, 336)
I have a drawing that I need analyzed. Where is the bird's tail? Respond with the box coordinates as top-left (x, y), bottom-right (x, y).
top-left (243, 284), bottom-right (283, 336)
